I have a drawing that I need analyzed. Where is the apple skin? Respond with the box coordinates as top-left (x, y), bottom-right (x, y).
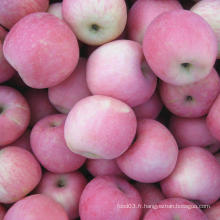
top-left (161, 146), bottom-right (220, 204)
top-left (3, 194), bottom-right (68, 220)
top-left (133, 92), bottom-right (163, 119)
top-left (207, 94), bottom-right (220, 141)
top-left (169, 116), bottom-right (216, 149)
top-left (64, 95), bottom-right (137, 159)
top-left (128, 0), bottom-right (182, 44)
top-left (117, 119), bottom-right (178, 183)
top-left (191, 0), bottom-right (220, 58)
top-left (204, 201), bottom-right (220, 220)
top-left (143, 10), bottom-right (218, 85)
top-left (48, 3), bottom-right (63, 20)
top-left (87, 40), bottom-right (157, 107)
top-left (79, 175), bottom-right (142, 220)
top-left (0, 204), bottom-right (5, 220)
top-left (31, 114), bottom-right (86, 173)
top-left (0, 146), bottom-right (42, 204)
top-left (3, 12), bottom-right (79, 89)
top-left (49, 58), bottom-right (91, 114)
top-left (86, 159), bottom-right (125, 177)
top-left (0, 86), bottom-right (30, 147)
top-left (159, 68), bottom-right (220, 118)
top-left (143, 197), bottom-right (208, 220)
top-left (135, 183), bottom-right (165, 216)
top-left (24, 88), bottom-right (57, 126)
top-left (36, 171), bottom-right (87, 219)
top-left (62, 0), bottom-right (127, 45)
top-left (0, 0), bottom-right (49, 29)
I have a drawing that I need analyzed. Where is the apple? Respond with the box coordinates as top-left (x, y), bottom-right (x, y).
top-left (86, 159), bottom-right (125, 177)
top-left (135, 183), bottom-right (165, 216)
top-left (0, 204), bottom-right (5, 220)
top-left (0, 146), bottom-right (42, 204)
top-left (215, 152), bottom-right (220, 163)
top-left (143, 10), bottom-right (218, 85)
top-left (87, 40), bottom-right (157, 107)
top-left (204, 201), bottom-right (220, 220)
top-left (79, 175), bottom-right (142, 220)
top-left (191, 0), bottom-right (220, 58)
top-left (62, 0), bottom-right (127, 45)
top-left (24, 88), bottom-right (57, 126)
top-left (0, 27), bottom-right (7, 42)
top-left (0, 0), bottom-right (49, 29)
top-left (161, 146), bottom-right (220, 204)
top-left (31, 114), bottom-right (86, 173)
top-left (64, 95), bottom-right (137, 159)
top-left (159, 68), bottom-right (220, 118)
top-left (3, 12), bottom-right (79, 89)
top-left (0, 86), bottom-right (30, 147)
top-left (169, 116), bottom-right (216, 149)
top-left (143, 197), bottom-right (208, 220)
top-left (48, 3), bottom-right (63, 20)
top-left (207, 94), bottom-right (220, 141)
top-left (133, 91), bottom-right (163, 119)
top-left (48, 58), bottom-right (91, 114)
top-left (3, 194), bottom-right (68, 220)
top-left (128, 0), bottom-right (182, 43)
top-left (117, 119), bottom-right (178, 183)
top-left (36, 171), bottom-right (87, 219)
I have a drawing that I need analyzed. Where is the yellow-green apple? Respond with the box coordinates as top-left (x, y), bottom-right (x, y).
top-left (48, 3), bottom-right (62, 20)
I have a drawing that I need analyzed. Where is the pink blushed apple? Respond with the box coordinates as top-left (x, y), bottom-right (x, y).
top-left (62, 0), bottom-right (127, 45)
top-left (79, 176), bottom-right (142, 220)
top-left (117, 119), bottom-right (178, 183)
top-left (143, 10), bottom-right (218, 85)
top-left (31, 114), bottom-right (86, 173)
top-left (143, 198), bottom-right (208, 220)
top-left (204, 201), bottom-right (220, 220)
top-left (128, 0), bottom-right (182, 43)
top-left (3, 12), bottom-right (79, 89)
top-left (87, 40), bottom-right (157, 107)
top-left (64, 95), bottom-right (137, 159)
top-left (48, 3), bottom-right (63, 20)
top-left (3, 194), bottom-right (68, 220)
top-left (191, 0), bottom-right (220, 58)
top-left (36, 171), bottom-right (87, 219)
top-left (48, 58), bottom-right (91, 114)
top-left (159, 68), bottom-right (220, 118)
top-left (0, 146), bottom-right (42, 204)
top-left (0, 86), bottom-right (30, 147)
top-left (161, 147), bottom-right (220, 204)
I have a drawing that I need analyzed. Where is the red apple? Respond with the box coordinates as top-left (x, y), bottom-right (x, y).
top-left (204, 201), bottom-right (220, 220)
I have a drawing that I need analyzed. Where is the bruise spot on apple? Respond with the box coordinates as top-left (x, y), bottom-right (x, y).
top-left (185, 95), bottom-right (193, 102)
top-left (90, 24), bottom-right (100, 32)
top-left (49, 120), bottom-right (62, 128)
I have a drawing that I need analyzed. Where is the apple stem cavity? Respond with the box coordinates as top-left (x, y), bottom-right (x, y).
top-left (0, 106), bottom-right (4, 114)
top-left (181, 63), bottom-right (191, 72)
top-left (56, 179), bottom-right (66, 188)
top-left (90, 24), bottom-right (100, 32)
top-left (185, 95), bottom-right (193, 102)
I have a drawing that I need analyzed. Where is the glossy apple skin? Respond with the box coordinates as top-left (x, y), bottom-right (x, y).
top-left (143, 198), bottom-right (208, 220)
top-left (49, 58), bottom-right (91, 114)
top-left (63, 0), bottom-right (127, 45)
top-left (207, 94), bottom-right (220, 141)
top-left (31, 114), bottom-right (86, 173)
top-left (128, 0), bottom-right (182, 43)
top-left (135, 183), bottom-right (165, 216)
top-left (0, 146), bottom-right (42, 204)
top-left (3, 12), bottom-right (79, 89)
top-left (117, 119), bottom-right (178, 183)
top-left (24, 88), bottom-right (57, 126)
top-left (86, 159), bottom-right (125, 177)
top-left (0, 86), bottom-right (30, 147)
top-left (87, 40), bottom-right (157, 107)
top-left (0, 0), bottom-right (49, 29)
top-left (143, 10), bottom-right (218, 85)
top-left (204, 201), bottom-right (220, 220)
top-left (191, 0), bottom-right (220, 58)
top-left (0, 204), bottom-right (5, 220)
top-left (169, 116), bottom-right (216, 148)
top-left (36, 171), bottom-right (87, 219)
top-left (64, 95), bottom-right (137, 159)
top-left (79, 176), bottom-right (142, 220)
top-left (3, 194), bottom-right (68, 220)
top-left (159, 68), bottom-right (220, 118)
top-left (48, 2), bottom-right (62, 20)
top-left (133, 92), bottom-right (163, 119)
top-left (161, 147), bottom-right (220, 204)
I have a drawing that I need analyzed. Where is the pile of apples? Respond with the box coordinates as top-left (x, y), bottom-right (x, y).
top-left (0, 0), bottom-right (220, 219)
